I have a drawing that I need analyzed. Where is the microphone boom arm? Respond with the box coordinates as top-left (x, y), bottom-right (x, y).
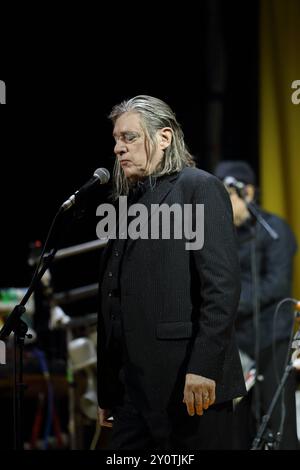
top-left (246, 202), bottom-right (279, 240)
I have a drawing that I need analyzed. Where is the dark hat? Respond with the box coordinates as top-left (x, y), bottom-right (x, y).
top-left (214, 160), bottom-right (256, 185)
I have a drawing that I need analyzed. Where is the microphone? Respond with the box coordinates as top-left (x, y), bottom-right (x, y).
top-left (223, 176), bottom-right (246, 199)
top-left (61, 168), bottom-right (110, 211)
top-left (223, 176), bottom-right (245, 191)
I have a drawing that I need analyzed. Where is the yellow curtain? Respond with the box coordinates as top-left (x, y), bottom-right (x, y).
top-left (260, 0), bottom-right (300, 298)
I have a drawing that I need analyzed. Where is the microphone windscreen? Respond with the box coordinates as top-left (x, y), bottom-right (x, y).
top-left (94, 168), bottom-right (110, 184)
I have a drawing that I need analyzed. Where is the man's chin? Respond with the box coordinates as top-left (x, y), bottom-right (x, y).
top-left (124, 171), bottom-right (137, 181)
top-left (122, 168), bottom-right (134, 178)
top-left (123, 170), bottom-right (145, 182)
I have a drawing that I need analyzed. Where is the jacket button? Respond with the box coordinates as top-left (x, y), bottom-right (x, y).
top-left (108, 292), bottom-right (112, 297)
top-left (108, 272), bottom-right (113, 277)
top-left (114, 251), bottom-right (119, 257)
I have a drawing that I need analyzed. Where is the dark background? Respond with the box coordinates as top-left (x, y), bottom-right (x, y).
top-left (0, 0), bottom-right (259, 319)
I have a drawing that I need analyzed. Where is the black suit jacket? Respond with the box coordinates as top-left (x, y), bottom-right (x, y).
top-left (235, 210), bottom-right (297, 356)
top-left (97, 167), bottom-right (246, 411)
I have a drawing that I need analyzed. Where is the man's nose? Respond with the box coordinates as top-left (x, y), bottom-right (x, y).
top-left (114, 140), bottom-right (126, 156)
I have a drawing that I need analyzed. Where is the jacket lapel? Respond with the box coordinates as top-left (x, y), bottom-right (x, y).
top-left (125, 172), bottom-right (180, 254)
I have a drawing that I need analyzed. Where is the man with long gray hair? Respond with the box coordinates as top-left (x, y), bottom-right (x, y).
top-left (97, 95), bottom-right (246, 450)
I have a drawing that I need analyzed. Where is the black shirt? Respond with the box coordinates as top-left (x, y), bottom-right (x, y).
top-left (100, 174), bottom-right (173, 341)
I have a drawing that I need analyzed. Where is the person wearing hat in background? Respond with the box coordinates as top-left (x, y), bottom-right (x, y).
top-left (214, 160), bottom-right (299, 450)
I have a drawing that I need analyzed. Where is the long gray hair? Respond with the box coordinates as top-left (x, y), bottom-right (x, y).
top-left (109, 95), bottom-right (195, 199)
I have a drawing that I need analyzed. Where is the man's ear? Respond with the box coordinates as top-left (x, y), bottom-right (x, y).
top-left (158, 128), bottom-right (172, 150)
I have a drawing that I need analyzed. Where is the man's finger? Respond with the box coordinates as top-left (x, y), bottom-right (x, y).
top-left (102, 419), bottom-right (113, 428)
top-left (194, 392), bottom-right (203, 415)
top-left (184, 391), bottom-right (195, 416)
top-left (202, 392), bottom-right (210, 410)
top-left (98, 408), bottom-right (113, 428)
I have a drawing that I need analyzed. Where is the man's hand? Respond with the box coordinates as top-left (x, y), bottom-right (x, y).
top-left (183, 373), bottom-right (216, 416)
top-left (98, 407), bottom-right (113, 428)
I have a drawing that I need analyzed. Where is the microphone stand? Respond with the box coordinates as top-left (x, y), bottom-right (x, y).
top-left (248, 221), bottom-right (262, 431)
top-left (237, 195), bottom-right (279, 432)
top-left (0, 171), bottom-right (111, 450)
top-left (251, 362), bottom-right (294, 449)
top-left (0, 202), bottom-right (79, 449)
top-left (251, 323), bottom-right (300, 450)
top-left (246, 202), bottom-right (279, 241)
top-left (0, 248), bottom-right (58, 450)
